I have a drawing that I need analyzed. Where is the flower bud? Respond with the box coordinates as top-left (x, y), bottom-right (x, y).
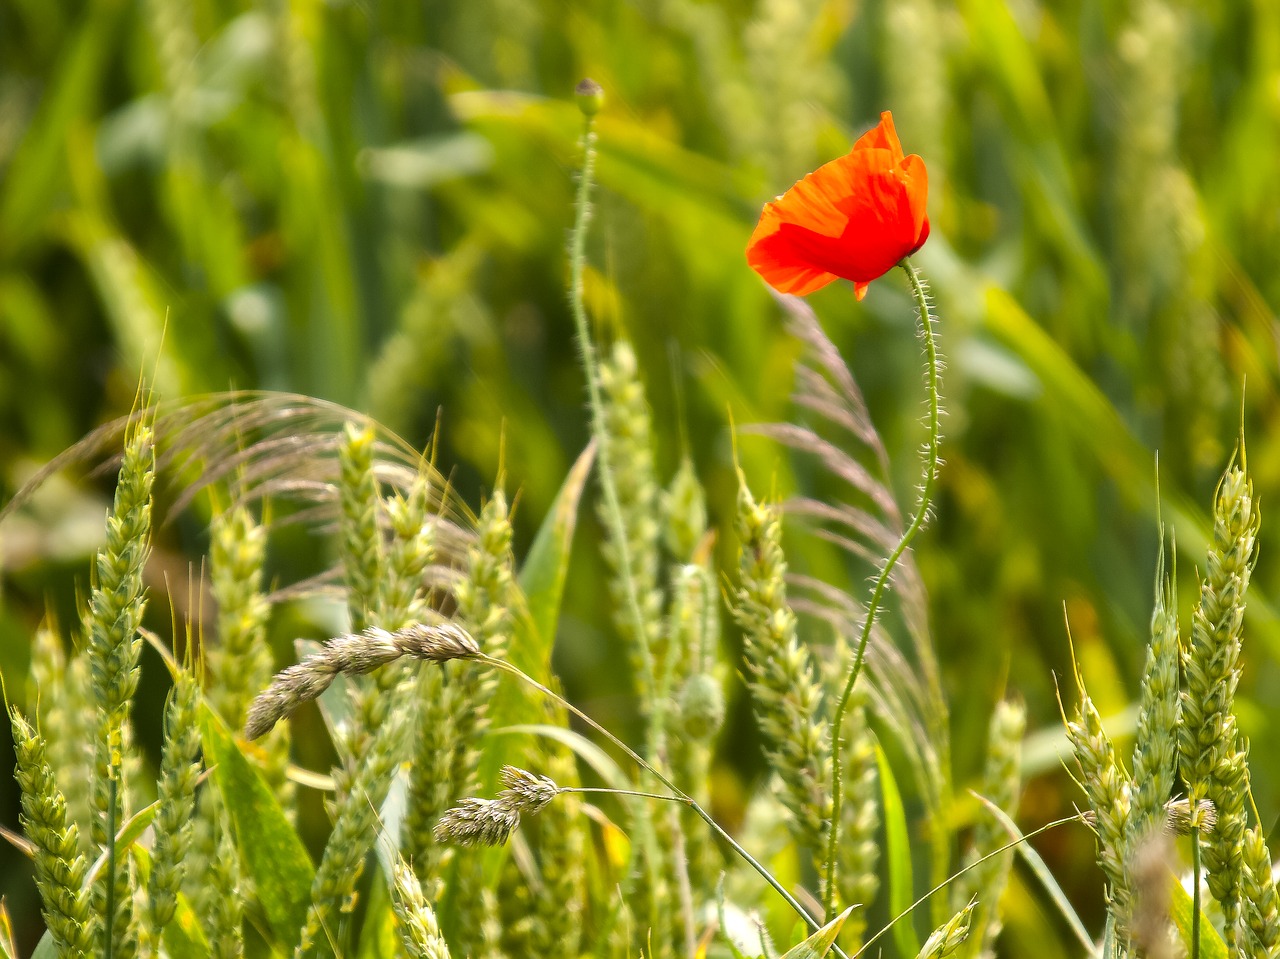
top-left (575, 78), bottom-right (605, 117)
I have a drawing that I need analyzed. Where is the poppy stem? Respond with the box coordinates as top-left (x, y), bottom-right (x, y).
top-left (566, 91), bottom-right (665, 762)
top-left (823, 257), bottom-right (943, 919)
top-left (566, 86), bottom-right (676, 948)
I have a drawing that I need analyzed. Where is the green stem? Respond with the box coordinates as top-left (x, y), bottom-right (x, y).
top-left (824, 257), bottom-right (943, 916)
top-left (105, 772), bottom-right (117, 959)
top-left (478, 654), bottom-right (849, 959)
top-left (567, 100), bottom-right (672, 938)
top-left (1191, 824), bottom-right (1201, 959)
top-left (567, 111), bottom-right (664, 752)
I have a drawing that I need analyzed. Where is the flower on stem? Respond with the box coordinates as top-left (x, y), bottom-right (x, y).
top-left (746, 111), bottom-right (929, 300)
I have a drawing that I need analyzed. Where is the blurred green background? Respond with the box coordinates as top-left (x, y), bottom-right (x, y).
top-left (2, 0), bottom-right (1279, 952)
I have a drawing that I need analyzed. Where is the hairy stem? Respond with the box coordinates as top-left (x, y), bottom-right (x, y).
top-left (825, 257), bottom-right (943, 915)
top-left (567, 108), bottom-right (663, 748)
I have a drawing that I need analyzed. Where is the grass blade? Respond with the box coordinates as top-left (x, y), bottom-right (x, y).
top-left (875, 743), bottom-right (921, 959)
top-left (200, 703), bottom-right (314, 950)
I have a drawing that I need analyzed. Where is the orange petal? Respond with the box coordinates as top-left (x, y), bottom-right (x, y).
top-left (854, 281), bottom-right (870, 300)
top-left (764, 154), bottom-right (860, 238)
top-left (852, 112), bottom-right (904, 164)
top-left (898, 153), bottom-right (929, 247)
top-left (746, 192), bottom-right (841, 294)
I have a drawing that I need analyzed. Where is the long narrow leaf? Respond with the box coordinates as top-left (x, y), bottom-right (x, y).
top-left (1170, 877), bottom-right (1228, 959)
top-left (876, 743), bottom-right (922, 959)
top-left (200, 704), bottom-right (314, 950)
top-left (517, 439), bottom-right (596, 669)
top-left (779, 907), bottom-right (853, 959)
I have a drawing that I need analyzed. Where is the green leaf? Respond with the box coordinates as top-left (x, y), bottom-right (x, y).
top-left (517, 439), bottom-right (596, 669)
top-left (778, 907), bottom-right (853, 959)
top-left (972, 793), bottom-right (1093, 953)
top-left (200, 703), bottom-right (314, 950)
top-left (492, 723), bottom-right (631, 792)
top-left (85, 798), bottom-right (160, 885)
top-left (29, 932), bottom-right (54, 959)
top-left (1170, 876), bottom-right (1228, 959)
top-left (876, 743), bottom-right (922, 959)
top-left (0, 1), bottom-right (125, 255)
top-left (356, 864), bottom-right (398, 959)
top-left (160, 892), bottom-right (213, 959)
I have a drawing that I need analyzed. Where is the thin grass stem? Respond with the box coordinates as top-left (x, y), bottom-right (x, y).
top-left (825, 257), bottom-right (942, 915)
top-left (105, 772), bottom-right (117, 959)
top-left (475, 653), bottom-right (847, 958)
top-left (851, 814), bottom-right (1083, 959)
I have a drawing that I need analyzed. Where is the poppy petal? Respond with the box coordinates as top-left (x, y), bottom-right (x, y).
top-left (747, 219), bottom-right (839, 295)
top-left (852, 112), bottom-right (904, 164)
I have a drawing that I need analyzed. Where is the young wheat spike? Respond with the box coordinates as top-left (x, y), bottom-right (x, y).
top-left (668, 563), bottom-right (725, 897)
top-left (1241, 824), bottom-right (1280, 957)
top-left (1130, 833), bottom-right (1179, 959)
top-left (661, 454), bottom-right (708, 564)
top-left (148, 664), bottom-right (201, 931)
top-left (1131, 539), bottom-right (1179, 842)
top-left (27, 624), bottom-right (94, 859)
top-left (528, 742), bottom-right (587, 956)
top-left (206, 804), bottom-right (245, 959)
top-left (731, 473), bottom-right (831, 860)
top-left (956, 699), bottom-right (1026, 956)
top-left (1067, 692), bottom-right (1135, 937)
top-left (208, 504), bottom-right (274, 731)
top-left (403, 665), bottom-right (459, 881)
top-left (596, 340), bottom-right (666, 716)
top-left (87, 420), bottom-right (155, 959)
top-left (339, 421), bottom-right (385, 634)
top-left (390, 857), bottom-right (453, 959)
top-left (450, 488), bottom-right (515, 799)
top-left (1178, 463), bottom-right (1259, 951)
top-left (10, 708), bottom-right (93, 959)
top-left (294, 677), bottom-right (414, 959)
top-left (918, 902), bottom-right (976, 959)
top-left (835, 686), bottom-right (880, 946)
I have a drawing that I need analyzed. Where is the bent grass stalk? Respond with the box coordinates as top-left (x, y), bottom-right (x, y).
top-left (557, 780), bottom-right (1083, 959)
top-left (825, 257), bottom-right (942, 916)
top-left (469, 652), bottom-right (848, 957)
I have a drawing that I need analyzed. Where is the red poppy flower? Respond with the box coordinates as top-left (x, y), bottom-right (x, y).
top-left (746, 111), bottom-right (929, 301)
